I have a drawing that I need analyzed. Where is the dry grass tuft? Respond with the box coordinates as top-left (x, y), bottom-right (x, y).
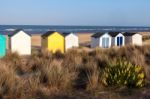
top-left (0, 61), bottom-right (24, 99)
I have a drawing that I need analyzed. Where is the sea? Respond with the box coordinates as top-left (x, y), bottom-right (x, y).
top-left (0, 25), bottom-right (150, 35)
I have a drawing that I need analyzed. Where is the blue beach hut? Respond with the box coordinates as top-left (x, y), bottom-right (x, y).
top-left (0, 34), bottom-right (6, 57)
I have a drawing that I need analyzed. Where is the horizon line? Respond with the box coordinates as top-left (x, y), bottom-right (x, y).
top-left (1, 24), bottom-right (150, 27)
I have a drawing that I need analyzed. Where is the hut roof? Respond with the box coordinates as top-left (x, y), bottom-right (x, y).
top-left (8, 29), bottom-right (31, 37)
top-left (62, 33), bottom-right (71, 37)
top-left (91, 32), bottom-right (106, 38)
top-left (108, 32), bottom-right (120, 37)
top-left (123, 32), bottom-right (137, 36)
top-left (42, 31), bottom-right (63, 38)
top-left (62, 33), bottom-right (77, 37)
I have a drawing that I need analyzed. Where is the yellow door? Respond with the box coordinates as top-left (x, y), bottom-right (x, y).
top-left (48, 32), bottom-right (65, 53)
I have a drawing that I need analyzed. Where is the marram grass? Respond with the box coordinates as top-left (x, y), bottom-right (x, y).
top-left (0, 45), bottom-right (149, 98)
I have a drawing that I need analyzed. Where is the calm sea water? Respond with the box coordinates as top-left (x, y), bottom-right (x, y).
top-left (0, 25), bottom-right (150, 35)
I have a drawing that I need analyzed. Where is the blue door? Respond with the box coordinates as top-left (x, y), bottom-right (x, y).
top-left (117, 37), bottom-right (123, 46)
top-left (117, 37), bottom-right (120, 46)
top-left (120, 37), bottom-right (123, 46)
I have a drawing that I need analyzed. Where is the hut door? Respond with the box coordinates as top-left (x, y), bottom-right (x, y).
top-left (117, 37), bottom-right (123, 46)
top-left (102, 37), bottom-right (109, 48)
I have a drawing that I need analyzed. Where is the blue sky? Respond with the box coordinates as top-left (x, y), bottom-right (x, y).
top-left (0, 0), bottom-right (150, 26)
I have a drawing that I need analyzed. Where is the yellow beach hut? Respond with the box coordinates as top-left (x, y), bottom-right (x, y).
top-left (42, 31), bottom-right (65, 53)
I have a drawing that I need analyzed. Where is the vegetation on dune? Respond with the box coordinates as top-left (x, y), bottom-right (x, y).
top-left (102, 59), bottom-right (144, 88)
top-left (0, 45), bottom-right (150, 99)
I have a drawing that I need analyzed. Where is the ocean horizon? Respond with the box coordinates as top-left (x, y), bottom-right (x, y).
top-left (1, 25), bottom-right (150, 35)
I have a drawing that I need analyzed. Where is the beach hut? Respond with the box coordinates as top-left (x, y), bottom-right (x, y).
top-left (63, 33), bottom-right (79, 51)
top-left (91, 33), bottom-right (112, 48)
top-left (108, 32), bottom-right (125, 47)
top-left (0, 34), bottom-right (6, 57)
top-left (42, 31), bottom-right (65, 53)
top-left (9, 29), bottom-right (31, 55)
top-left (124, 32), bottom-right (142, 46)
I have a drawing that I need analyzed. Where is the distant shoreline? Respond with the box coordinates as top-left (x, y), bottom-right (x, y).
top-left (1, 25), bottom-right (150, 35)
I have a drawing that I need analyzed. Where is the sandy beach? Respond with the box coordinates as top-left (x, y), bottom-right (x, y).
top-left (30, 32), bottom-right (150, 47)
top-left (5, 32), bottom-right (150, 49)
top-left (140, 32), bottom-right (150, 45)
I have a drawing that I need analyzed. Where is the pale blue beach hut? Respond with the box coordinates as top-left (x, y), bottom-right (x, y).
top-left (0, 34), bottom-right (6, 57)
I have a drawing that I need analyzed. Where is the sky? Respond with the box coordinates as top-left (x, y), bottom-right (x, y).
top-left (0, 0), bottom-right (150, 26)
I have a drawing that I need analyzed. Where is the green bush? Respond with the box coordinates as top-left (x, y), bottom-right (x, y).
top-left (102, 59), bottom-right (144, 88)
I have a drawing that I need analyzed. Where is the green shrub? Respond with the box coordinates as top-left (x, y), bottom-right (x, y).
top-left (102, 59), bottom-right (144, 88)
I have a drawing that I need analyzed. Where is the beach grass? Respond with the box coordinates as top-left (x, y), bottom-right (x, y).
top-left (0, 45), bottom-right (150, 99)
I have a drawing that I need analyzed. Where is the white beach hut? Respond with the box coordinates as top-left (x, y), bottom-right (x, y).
top-left (108, 32), bottom-right (125, 47)
top-left (91, 33), bottom-right (112, 48)
top-left (63, 33), bottom-right (79, 51)
top-left (123, 32), bottom-right (142, 46)
top-left (9, 29), bottom-right (31, 55)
